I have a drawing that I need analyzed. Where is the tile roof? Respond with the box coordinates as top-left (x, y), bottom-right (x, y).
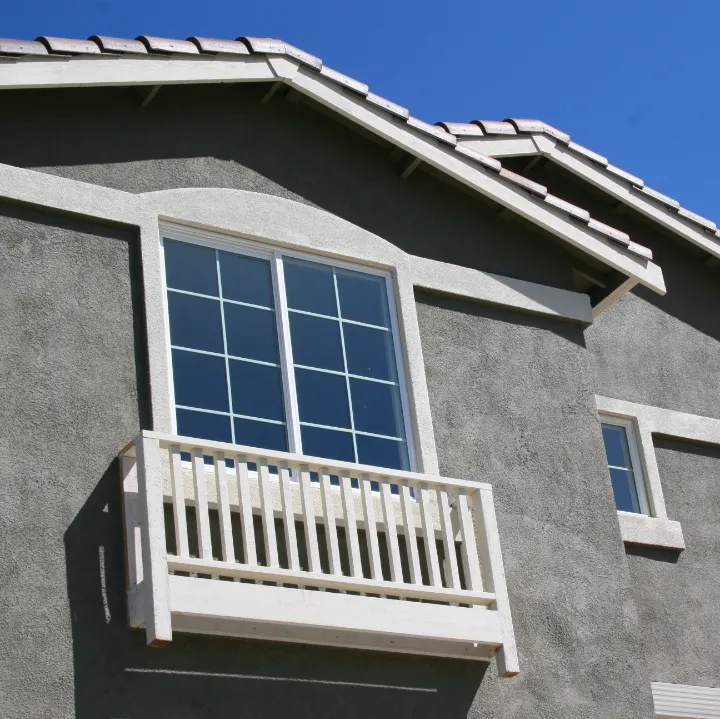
top-left (444, 116), bottom-right (719, 241)
top-left (0, 34), bottom-right (659, 261)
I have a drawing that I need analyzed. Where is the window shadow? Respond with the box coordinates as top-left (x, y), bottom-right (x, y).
top-left (624, 544), bottom-right (681, 564)
top-left (64, 460), bottom-right (486, 718)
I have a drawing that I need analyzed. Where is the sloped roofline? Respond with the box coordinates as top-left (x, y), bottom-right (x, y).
top-left (437, 118), bottom-right (720, 262)
top-left (0, 35), bottom-right (664, 299)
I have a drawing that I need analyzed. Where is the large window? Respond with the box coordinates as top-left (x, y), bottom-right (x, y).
top-left (162, 232), bottom-right (413, 471)
top-left (600, 417), bottom-right (649, 514)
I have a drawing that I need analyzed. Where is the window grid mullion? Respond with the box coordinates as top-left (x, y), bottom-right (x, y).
top-left (215, 249), bottom-right (236, 445)
top-left (274, 253), bottom-right (303, 454)
top-left (333, 268), bottom-right (359, 463)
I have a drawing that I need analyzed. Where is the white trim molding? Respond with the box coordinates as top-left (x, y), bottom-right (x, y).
top-left (596, 395), bottom-right (720, 550)
top-left (652, 682), bottom-right (720, 719)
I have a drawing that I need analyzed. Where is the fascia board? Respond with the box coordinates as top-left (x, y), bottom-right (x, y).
top-left (280, 63), bottom-right (666, 296)
top-left (532, 134), bottom-right (720, 262)
top-left (0, 53), bottom-right (275, 89)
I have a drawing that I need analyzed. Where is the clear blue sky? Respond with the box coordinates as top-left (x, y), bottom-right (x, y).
top-left (3, 0), bottom-right (718, 221)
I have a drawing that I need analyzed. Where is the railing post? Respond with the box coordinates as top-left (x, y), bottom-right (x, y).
top-left (136, 431), bottom-right (172, 646)
top-left (473, 486), bottom-right (519, 677)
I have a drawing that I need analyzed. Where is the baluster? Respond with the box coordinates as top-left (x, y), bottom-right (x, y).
top-left (400, 480), bottom-right (422, 584)
top-left (456, 489), bottom-right (483, 591)
top-left (257, 458), bottom-right (279, 568)
top-left (235, 454), bottom-right (257, 565)
top-left (340, 470), bottom-right (363, 578)
top-left (299, 464), bottom-right (322, 573)
top-left (213, 452), bottom-right (235, 562)
top-left (320, 467), bottom-right (342, 575)
top-left (279, 462), bottom-right (300, 570)
top-left (418, 482), bottom-right (442, 587)
top-left (380, 479), bottom-right (403, 582)
top-left (360, 473), bottom-right (382, 580)
top-left (169, 445), bottom-right (189, 557)
top-left (191, 448), bottom-right (212, 560)
top-left (436, 486), bottom-right (460, 589)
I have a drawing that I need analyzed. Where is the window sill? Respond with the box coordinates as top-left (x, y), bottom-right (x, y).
top-left (617, 511), bottom-right (685, 551)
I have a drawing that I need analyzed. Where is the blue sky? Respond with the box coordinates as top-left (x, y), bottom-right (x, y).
top-left (4, 0), bottom-right (719, 220)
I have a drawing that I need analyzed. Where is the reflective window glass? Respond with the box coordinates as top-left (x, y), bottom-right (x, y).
top-left (601, 422), bottom-right (642, 514)
top-left (165, 239), bottom-right (218, 296)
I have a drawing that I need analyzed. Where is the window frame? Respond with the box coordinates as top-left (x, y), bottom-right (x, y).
top-left (159, 224), bottom-right (419, 472)
top-left (599, 414), bottom-right (651, 516)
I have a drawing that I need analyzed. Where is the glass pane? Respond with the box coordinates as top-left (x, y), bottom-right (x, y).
top-left (356, 435), bottom-right (408, 471)
top-left (234, 418), bottom-right (288, 452)
top-left (300, 425), bottom-right (355, 462)
top-left (610, 468), bottom-right (641, 513)
top-left (289, 313), bottom-right (344, 371)
top-left (295, 368), bottom-right (351, 429)
top-left (164, 239), bottom-right (218, 296)
top-left (284, 258), bottom-right (337, 316)
top-left (601, 423), bottom-right (633, 469)
top-left (343, 323), bottom-right (396, 381)
top-left (224, 303), bottom-right (279, 364)
top-left (229, 360), bottom-right (285, 422)
top-left (219, 251), bottom-right (274, 307)
top-left (172, 349), bottom-right (229, 412)
top-left (350, 378), bottom-right (405, 438)
top-left (168, 293), bottom-right (224, 353)
top-left (336, 268), bottom-right (390, 328)
top-left (176, 408), bottom-right (231, 443)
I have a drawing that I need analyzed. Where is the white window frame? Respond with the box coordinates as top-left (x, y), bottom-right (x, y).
top-left (159, 223), bottom-right (419, 472)
top-left (595, 395), bottom-right (694, 551)
top-left (599, 414), bottom-right (651, 516)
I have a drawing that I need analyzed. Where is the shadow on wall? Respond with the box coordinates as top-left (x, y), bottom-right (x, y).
top-left (64, 461), bottom-right (485, 719)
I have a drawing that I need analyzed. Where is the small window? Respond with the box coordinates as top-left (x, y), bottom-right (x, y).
top-left (162, 234), bottom-right (413, 472)
top-left (600, 418), bottom-right (650, 514)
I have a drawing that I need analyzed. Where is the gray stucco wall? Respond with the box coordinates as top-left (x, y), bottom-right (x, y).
top-left (415, 292), bottom-right (656, 718)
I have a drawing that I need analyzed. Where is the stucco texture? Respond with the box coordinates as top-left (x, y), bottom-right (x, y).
top-left (414, 293), bottom-right (656, 718)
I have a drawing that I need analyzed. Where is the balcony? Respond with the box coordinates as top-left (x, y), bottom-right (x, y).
top-left (120, 430), bottom-right (519, 676)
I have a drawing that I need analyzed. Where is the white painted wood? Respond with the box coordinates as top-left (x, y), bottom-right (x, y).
top-left (191, 448), bottom-right (213, 560)
top-left (168, 445), bottom-right (190, 558)
top-left (298, 464), bottom-right (322, 573)
top-left (234, 455), bottom-right (257, 565)
top-left (400, 480), bottom-right (422, 584)
top-left (135, 435), bottom-right (172, 645)
top-left (144, 430), bottom-right (491, 492)
top-left (652, 681), bottom-right (720, 719)
top-left (120, 452), bottom-right (143, 588)
top-left (456, 490), bottom-right (484, 592)
top-left (279, 462), bottom-right (300, 570)
top-left (319, 467), bottom-right (342, 575)
top-left (436, 487), bottom-right (460, 589)
top-left (169, 575), bottom-right (502, 658)
top-left (341, 471), bottom-right (363, 578)
top-left (380, 479), bottom-right (403, 582)
top-left (167, 556), bottom-right (495, 606)
top-left (418, 483), bottom-right (442, 587)
top-left (213, 452), bottom-right (235, 563)
top-left (257, 459), bottom-right (279, 568)
top-left (474, 488), bottom-right (519, 677)
top-left (0, 54), bottom-right (276, 90)
top-left (360, 474), bottom-right (383, 580)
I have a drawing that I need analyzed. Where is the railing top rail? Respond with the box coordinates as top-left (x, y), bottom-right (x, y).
top-left (123, 430), bottom-right (493, 492)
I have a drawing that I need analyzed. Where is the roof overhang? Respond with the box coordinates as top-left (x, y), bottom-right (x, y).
top-left (0, 46), bottom-right (666, 303)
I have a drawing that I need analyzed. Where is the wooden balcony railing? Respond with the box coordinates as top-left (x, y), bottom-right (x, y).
top-left (120, 430), bottom-right (518, 676)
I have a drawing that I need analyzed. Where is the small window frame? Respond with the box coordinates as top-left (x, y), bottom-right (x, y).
top-left (599, 414), bottom-right (651, 516)
top-left (159, 225), bottom-right (419, 473)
